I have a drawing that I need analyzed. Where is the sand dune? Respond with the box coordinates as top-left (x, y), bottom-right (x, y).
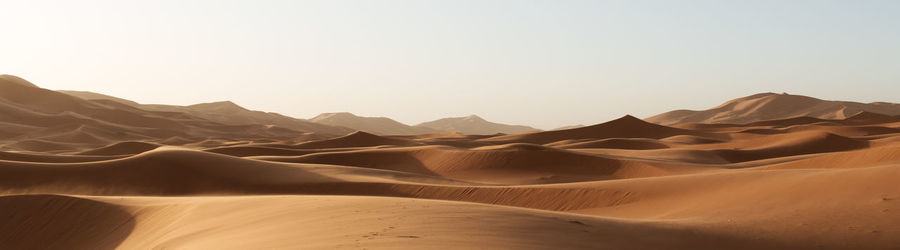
top-left (310, 112), bottom-right (441, 135)
top-left (1, 194), bottom-right (796, 250)
top-left (648, 92), bottom-right (900, 125)
top-left (256, 144), bottom-right (671, 184)
top-left (0, 194), bottom-right (133, 250)
top-left (0, 151), bottom-right (122, 163)
top-left (701, 131), bottom-right (870, 162)
top-left (204, 145), bottom-right (333, 157)
top-left (660, 134), bottom-right (726, 144)
top-left (75, 141), bottom-right (161, 156)
top-left (283, 131), bottom-right (423, 149)
top-left (415, 114), bottom-right (538, 135)
top-left (4, 75), bottom-right (900, 249)
top-left (0, 77), bottom-right (355, 153)
top-left (2, 144), bottom-right (898, 248)
top-left (63, 92), bottom-right (354, 136)
top-left (546, 138), bottom-right (671, 150)
top-left (483, 115), bottom-right (717, 144)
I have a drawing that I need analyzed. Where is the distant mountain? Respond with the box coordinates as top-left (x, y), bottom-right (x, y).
top-left (61, 92), bottom-right (352, 135)
top-left (646, 92), bottom-right (900, 125)
top-left (415, 115), bottom-right (537, 135)
top-left (310, 112), bottom-right (440, 135)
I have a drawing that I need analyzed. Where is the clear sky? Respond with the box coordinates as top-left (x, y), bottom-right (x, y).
top-left (2, 0), bottom-right (898, 129)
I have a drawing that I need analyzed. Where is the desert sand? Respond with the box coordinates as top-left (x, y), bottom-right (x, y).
top-left (2, 75), bottom-right (900, 249)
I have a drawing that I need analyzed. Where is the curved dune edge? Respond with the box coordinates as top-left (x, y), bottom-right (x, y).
top-left (74, 141), bottom-right (161, 156)
top-left (0, 194), bottom-right (770, 250)
top-left (3, 183), bottom-right (897, 250)
top-left (252, 145), bottom-right (673, 184)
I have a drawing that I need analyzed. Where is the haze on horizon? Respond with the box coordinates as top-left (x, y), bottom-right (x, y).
top-left (2, 0), bottom-right (898, 129)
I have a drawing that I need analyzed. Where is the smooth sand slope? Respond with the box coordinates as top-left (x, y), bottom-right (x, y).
top-left (3, 75), bottom-right (900, 249)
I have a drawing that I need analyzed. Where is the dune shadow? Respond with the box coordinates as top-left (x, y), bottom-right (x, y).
top-left (0, 194), bottom-right (135, 250)
top-left (283, 151), bottom-right (444, 177)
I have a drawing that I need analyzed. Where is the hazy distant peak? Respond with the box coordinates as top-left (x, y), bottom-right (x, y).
top-left (462, 114), bottom-right (485, 121)
top-left (188, 101), bottom-right (249, 113)
top-left (416, 115), bottom-right (537, 135)
top-left (197, 100), bottom-right (237, 106)
top-left (310, 112), bottom-right (439, 135)
top-left (311, 112), bottom-right (360, 121)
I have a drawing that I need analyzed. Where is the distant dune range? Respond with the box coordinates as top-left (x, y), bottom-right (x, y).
top-left (2, 74), bottom-right (900, 249)
top-left (647, 92), bottom-right (900, 125)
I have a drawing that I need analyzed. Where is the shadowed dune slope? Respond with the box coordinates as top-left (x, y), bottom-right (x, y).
top-left (702, 131), bottom-right (870, 162)
top-left (0, 149), bottom-right (330, 195)
top-left (753, 146), bottom-right (900, 170)
top-left (546, 138), bottom-right (671, 150)
top-left (286, 131), bottom-right (422, 149)
top-left (0, 194), bottom-right (788, 250)
top-left (482, 115), bottom-right (715, 144)
top-left (0, 194), bottom-right (134, 250)
top-left (0, 151), bottom-right (122, 163)
top-left (204, 145), bottom-right (334, 157)
top-left (841, 111), bottom-right (900, 125)
top-left (255, 144), bottom-right (671, 184)
top-left (75, 141), bottom-right (161, 156)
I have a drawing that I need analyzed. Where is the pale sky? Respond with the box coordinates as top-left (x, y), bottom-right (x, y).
top-left (2, 0), bottom-right (898, 129)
